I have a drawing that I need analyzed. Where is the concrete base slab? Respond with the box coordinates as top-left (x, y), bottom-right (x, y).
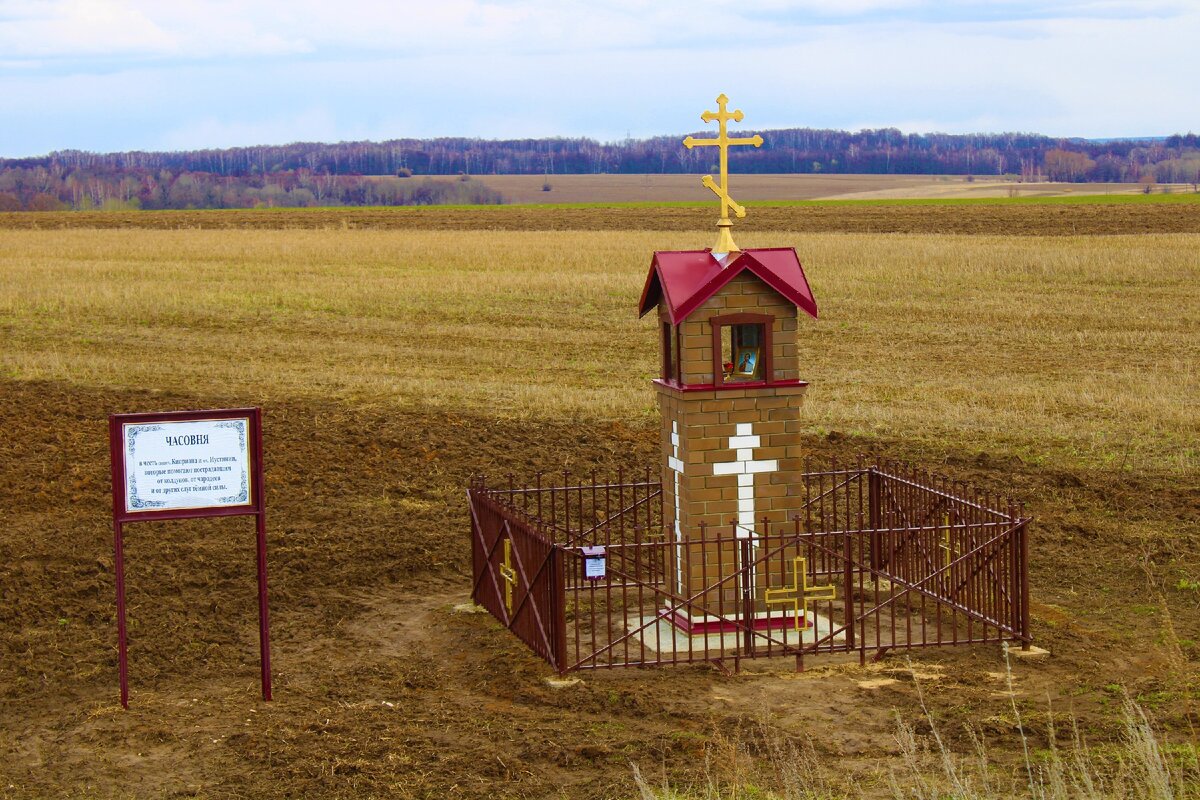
top-left (451, 603), bottom-right (487, 614)
top-left (628, 611), bottom-right (846, 656)
top-left (1012, 644), bottom-right (1050, 662)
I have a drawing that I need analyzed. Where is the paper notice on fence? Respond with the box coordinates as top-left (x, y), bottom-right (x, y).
top-left (122, 418), bottom-right (252, 513)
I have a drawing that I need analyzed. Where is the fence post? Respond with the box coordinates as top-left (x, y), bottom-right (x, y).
top-left (868, 468), bottom-right (883, 572)
top-left (1019, 520), bottom-right (1031, 650)
top-left (845, 518), bottom-right (856, 650)
top-left (552, 543), bottom-right (568, 674)
top-left (740, 536), bottom-right (754, 658)
top-left (1010, 516), bottom-right (1021, 640)
top-left (468, 487), bottom-right (481, 606)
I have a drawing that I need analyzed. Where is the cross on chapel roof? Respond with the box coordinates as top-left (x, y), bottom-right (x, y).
top-left (684, 93), bottom-right (763, 256)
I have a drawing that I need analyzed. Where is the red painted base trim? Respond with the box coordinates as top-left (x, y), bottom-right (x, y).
top-left (653, 378), bottom-right (809, 393)
top-left (664, 609), bottom-right (813, 635)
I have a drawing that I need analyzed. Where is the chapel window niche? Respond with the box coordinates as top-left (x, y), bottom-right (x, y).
top-left (712, 313), bottom-right (772, 386)
top-left (661, 321), bottom-right (681, 383)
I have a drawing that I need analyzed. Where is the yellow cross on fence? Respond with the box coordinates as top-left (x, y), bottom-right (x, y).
top-left (764, 556), bottom-right (836, 631)
top-left (939, 512), bottom-right (959, 571)
top-left (683, 93), bottom-right (763, 255)
top-left (499, 538), bottom-right (516, 614)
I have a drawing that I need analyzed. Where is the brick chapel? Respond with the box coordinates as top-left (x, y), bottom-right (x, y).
top-left (637, 95), bottom-right (820, 622)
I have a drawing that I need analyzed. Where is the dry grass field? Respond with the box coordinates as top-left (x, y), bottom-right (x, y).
top-left (1, 212), bottom-right (1198, 798)
top-left (1, 228), bottom-right (1195, 474)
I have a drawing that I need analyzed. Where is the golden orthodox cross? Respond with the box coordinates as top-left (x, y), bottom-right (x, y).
top-left (683, 93), bottom-right (763, 255)
top-left (499, 538), bottom-right (516, 614)
top-left (764, 556), bottom-right (836, 631)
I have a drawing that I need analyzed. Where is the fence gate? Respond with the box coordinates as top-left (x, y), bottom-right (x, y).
top-left (469, 479), bottom-right (565, 671)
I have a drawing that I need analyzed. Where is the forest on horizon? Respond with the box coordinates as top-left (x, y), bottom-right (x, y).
top-left (2, 128), bottom-right (1198, 211)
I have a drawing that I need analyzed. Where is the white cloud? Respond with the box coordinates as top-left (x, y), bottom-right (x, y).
top-left (5, 0), bottom-right (1195, 61)
top-left (0, 0), bottom-right (174, 57)
top-left (0, 0), bottom-right (310, 60)
top-left (1, 0), bottom-right (1198, 154)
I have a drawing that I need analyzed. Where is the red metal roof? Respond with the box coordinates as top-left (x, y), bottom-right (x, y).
top-left (638, 248), bottom-right (819, 324)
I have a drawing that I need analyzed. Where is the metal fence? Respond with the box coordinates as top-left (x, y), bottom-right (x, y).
top-left (468, 458), bottom-right (1031, 674)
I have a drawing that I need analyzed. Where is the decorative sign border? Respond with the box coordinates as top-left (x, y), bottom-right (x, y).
top-left (122, 417), bottom-right (253, 513)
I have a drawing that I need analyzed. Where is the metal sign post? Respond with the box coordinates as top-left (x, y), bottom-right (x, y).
top-left (107, 407), bottom-right (271, 708)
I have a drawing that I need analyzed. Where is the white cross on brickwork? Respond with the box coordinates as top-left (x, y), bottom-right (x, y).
top-left (668, 421), bottom-right (684, 593)
top-left (712, 422), bottom-right (778, 539)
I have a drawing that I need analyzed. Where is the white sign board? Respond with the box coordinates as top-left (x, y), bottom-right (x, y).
top-left (122, 417), bottom-right (252, 513)
top-left (583, 547), bottom-right (607, 580)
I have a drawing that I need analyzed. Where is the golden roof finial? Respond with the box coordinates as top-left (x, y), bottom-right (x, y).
top-left (683, 93), bottom-right (763, 257)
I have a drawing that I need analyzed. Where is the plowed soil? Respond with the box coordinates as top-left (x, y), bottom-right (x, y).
top-left (2, 199), bottom-right (1199, 235)
top-left (2, 380), bottom-right (1197, 798)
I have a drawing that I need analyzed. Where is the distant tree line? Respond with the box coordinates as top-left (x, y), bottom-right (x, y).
top-left (1, 130), bottom-right (1196, 211)
top-left (0, 169), bottom-right (503, 212)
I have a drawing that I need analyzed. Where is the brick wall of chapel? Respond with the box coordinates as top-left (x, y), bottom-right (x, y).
top-left (658, 383), bottom-right (808, 534)
top-left (658, 272), bottom-right (800, 387)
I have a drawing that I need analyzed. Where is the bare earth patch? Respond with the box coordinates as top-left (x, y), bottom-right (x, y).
top-left (0, 381), bottom-right (1196, 798)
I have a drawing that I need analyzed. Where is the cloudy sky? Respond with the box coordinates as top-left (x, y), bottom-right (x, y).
top-left (1, 0), bottom-right (1197, 157)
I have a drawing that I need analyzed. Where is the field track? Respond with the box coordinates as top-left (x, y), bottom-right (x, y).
top-left (2, 199), bottom-right (1199, 234)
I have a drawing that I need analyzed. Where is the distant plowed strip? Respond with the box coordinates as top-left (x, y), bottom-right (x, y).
top-left (2, 202), bottom-right (1198, 234)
